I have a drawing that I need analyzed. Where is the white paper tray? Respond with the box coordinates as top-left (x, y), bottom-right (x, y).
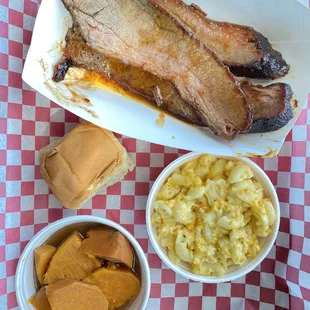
top-left (22, 0), bottom-right (310, 157)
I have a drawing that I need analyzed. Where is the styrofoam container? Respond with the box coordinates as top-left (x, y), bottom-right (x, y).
top-left (16, 215), bottom-right (151, 310)
top-left (146, 152), bottom-right (280, 283)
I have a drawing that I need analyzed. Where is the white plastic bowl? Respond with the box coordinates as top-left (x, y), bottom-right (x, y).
top-left (146, 152), bottom-right (280, 283)
top-left (16, 215), bottom-right (151, 310)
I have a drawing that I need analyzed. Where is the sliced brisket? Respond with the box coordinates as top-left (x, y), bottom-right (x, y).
top-left (149, 0), bottom-right (290, 79)
top-left (54, 28), bottom-right (293, 134)
top-left (62, 0), bottom-right (252, 139)
top-left (53, 28), bottom-right (203, 126)
top-left (241, 82), bottom-right (293, 133)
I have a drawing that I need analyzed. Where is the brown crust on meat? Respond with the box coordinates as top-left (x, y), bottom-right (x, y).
top-left (53, 59), bottom-right (73, 82)
top-left (242, 82), bottom-right (293, 133)
top-left (189, 3), bottom-right (207, 17)
top-left (228, 31), bottom-right (290, 79)
top-left (152, 0), bottom-right (290, 79)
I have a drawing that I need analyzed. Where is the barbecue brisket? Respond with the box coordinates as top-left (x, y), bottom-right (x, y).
top-left (54, 28), bottom-right (293, 134)
top-left (149, 0), bottom-right (290, 79)
top-left (62, 0), bottom-right (252, 139)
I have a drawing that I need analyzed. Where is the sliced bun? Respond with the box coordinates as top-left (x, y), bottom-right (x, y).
top-left (40, 122), bottom-right (134, 209)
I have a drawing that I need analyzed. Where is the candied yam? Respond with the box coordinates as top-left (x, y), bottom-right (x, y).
top-left (30, 286), bottom-right (51, 310)
top-left (80, 227), bottom-right (133, 269)
top-left (46, 279), bottom-right (108, 310)
top-left (34, 245), bottom-right (56, 285)
top-left (84, 267), bottom-right (140, 310)
top-left (43, 231), bottom-right (101, 284)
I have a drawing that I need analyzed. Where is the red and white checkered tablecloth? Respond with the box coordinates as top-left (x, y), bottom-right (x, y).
top-left (1, 0), bottom-right (310, 309)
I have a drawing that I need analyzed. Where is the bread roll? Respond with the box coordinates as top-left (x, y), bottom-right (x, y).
top-left (40, 122), bottom-right (134, 209)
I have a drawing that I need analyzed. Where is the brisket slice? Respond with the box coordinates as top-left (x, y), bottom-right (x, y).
top-left (149, 0), bottom-right (290, 79)
top-left (54, 28), bottom-right (204, 126)
top-left (62, 0), bottom-right (252, 140)
top-left (54, 28), bottom-right (293, 134)
top-left (241, 82), bottom-right (293, 133)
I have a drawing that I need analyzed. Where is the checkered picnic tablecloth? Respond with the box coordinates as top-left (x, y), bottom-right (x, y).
top-left (1, 0), bottom-right (310, 309)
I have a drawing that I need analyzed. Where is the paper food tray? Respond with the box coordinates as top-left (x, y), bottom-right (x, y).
top-left (22, 0), bottom-right (310, 157)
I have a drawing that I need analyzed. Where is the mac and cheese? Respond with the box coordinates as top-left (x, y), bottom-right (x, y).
top-left (151, 155), bottom-right (276, 276)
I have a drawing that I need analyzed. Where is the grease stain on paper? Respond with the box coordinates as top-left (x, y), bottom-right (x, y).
top-left (291, 98), bottom-right (298, 109)
top-left (235, 147), bottom-right (278, 158)
top-left (38, 57), bottom-right (48, 73)
top-left (41, 65), bottom-right (99, 119)
top-left (261, 148), bottom-right (279, 158)
top-left (259, 134), bottom-right (281, 143)
top-left (47, 40), bottom-right (66, 57)
top-left (156, 112), bottom-right (165, 127)
top-left (44, 80), bottom-right (99, 120)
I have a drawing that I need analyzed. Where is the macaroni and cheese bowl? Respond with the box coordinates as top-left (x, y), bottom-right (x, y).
top-left (146, 153), bottom-right (280, 283)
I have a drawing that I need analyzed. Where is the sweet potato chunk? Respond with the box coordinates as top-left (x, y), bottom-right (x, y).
top-left (30, 286), bottom-right (51, 310)
top-left (43, 231), bottom-right (101, 284)
top-left (46, 279), bottom-right (108, 310)
top-left (84, 266), bottom-right (140, 310)
top-left (80, 227), bottom-right (133, 268)
top-left (34, 244), bottom-right (56, 285)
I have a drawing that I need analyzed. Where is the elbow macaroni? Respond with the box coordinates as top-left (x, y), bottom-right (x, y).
top-left (151, 155), bottom-right (276, 277)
